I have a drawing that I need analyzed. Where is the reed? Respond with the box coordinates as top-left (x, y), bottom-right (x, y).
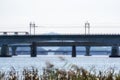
top-left (0, 71), bottom-right (5, 80)
top-left (0, 56), bottom-right (120, 80)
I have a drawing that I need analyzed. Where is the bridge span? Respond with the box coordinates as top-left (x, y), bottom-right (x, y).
top-left (0, 34), bottom-right (120, 57)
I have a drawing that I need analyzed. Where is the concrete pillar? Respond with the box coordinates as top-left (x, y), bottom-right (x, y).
top-left (0, 44), bottom-right (12, 57)
top-left (109, 45), bottom-right (120, 57)
top-left (85, 46), bottom-right (91, 56)
top-left (72, 45), bottom-right (76, 57)
top-left (11, 46), bottom-right (17, 56)
top-left (31, 42), bottom-right (37, 57)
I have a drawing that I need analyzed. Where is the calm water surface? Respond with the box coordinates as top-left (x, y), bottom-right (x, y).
top-left (0, 55), bottom-right (120, 74)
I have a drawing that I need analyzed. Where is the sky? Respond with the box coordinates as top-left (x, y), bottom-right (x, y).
top-left (0, 0), bottom-right (120, 34)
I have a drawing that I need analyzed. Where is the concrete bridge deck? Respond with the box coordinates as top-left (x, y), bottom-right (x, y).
top-left (0, 34), bottom-right (120, 45)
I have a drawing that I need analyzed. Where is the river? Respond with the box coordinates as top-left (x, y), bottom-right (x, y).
top-left (0, 55), bottom-right (120, 75)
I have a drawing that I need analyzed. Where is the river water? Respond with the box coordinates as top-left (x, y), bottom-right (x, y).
top-left (0, 55), bottom-right (120, 75)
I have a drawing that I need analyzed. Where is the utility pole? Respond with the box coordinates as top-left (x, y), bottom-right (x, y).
top-left (85, 21), bottom-right (90, 35)
top-left (33, 22), bottom-right (36, 35)
top-left (29, 22), bottom-right (32, 35)
top-left (29, 22), bottom-right (37, 35)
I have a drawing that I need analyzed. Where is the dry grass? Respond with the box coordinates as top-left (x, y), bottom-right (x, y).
top-left (0, 56), bottom-right (120, 80)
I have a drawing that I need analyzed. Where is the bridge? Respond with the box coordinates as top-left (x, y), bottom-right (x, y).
top-left (0, 34), bottom-right (120, 57)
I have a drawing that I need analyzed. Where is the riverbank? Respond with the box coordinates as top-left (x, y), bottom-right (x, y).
top-left (0, 55), bottom-right (120, 80)
top-left (0, 65), bottom-right (120, 80)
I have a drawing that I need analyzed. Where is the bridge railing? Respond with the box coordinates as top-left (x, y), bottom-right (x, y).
top-left (0, 32), bottom-right (120, 35)
top-left (0, 31), bottom-right (29, 35)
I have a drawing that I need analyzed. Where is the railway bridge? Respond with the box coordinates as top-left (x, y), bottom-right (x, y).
top-left (0, 34), bottom-right (120, 57)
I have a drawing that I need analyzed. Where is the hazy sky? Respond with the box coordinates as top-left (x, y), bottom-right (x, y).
top-left (0, 0), bottom-right (120, 34)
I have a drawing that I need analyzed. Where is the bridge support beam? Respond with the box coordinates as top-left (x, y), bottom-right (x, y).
top-left (11, 46), bottom-right (17, 56)
top-left (85, 46), bottom-right (91, 56)
top-left (31, 42), bottom-right (37, 57)
top-left (72, 45), bottom-right (76, 57)
top-left (0, 44), bottom-right (12, 57)
top-left (109, 45), bottom-right (120, 57)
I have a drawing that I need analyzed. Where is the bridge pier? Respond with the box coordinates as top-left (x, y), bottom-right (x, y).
top-left (0, 44), bottom-right (12, 57)
top-left (85, 46), bottom-right (91, 56)
top-left (72, 45), bottom-right (76, 57)
top-left (11, 46), bottom-right (17, 56)
top-left (109, 45), bottom-right (120, 57)
top-left (31, 42), bottom-right (37, 57)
